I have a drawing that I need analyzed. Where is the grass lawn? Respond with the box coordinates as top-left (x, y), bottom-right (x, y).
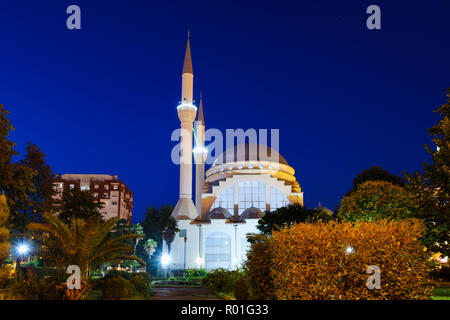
top-left (431, 283), bottom-right (450, 300)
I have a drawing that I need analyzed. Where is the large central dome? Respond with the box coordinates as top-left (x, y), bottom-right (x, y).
top-left (212, 143), bottom-right (288, 167)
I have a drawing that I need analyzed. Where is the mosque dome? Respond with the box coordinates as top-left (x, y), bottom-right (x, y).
top-left (315, 203), bottom-right (334, 216)
top-left (212, 143), bottom-right (289, 167)
top-left (240, 207), bottom-right (264, 219)
top-left (207, 207), bottom-right (232, 219)
top-left (205, 143), bottom-right (301, 193)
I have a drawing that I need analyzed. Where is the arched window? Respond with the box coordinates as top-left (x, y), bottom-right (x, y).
top-left (238, 181), bottom-right (266, 214)
top-left (211, 186), bottom-right (234, 213)
top-left (270, 186), bottom-right (289, 211)
top-left (205, 232), bottom-right (231, 269)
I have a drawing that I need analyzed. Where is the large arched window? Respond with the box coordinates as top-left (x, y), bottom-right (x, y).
top-left (211, 186), bottom-right (234, 213)
top-left (270, 186), bottom-right (289, 211)
top-left (205, 232), bottom-right (231, 269)
top-left (238, 181), bottom-right (266, 214)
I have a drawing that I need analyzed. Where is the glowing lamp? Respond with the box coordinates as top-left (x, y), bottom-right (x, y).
top-left (161, 254), bottom-right (171, 267)
top-left (17, 244), bottom-right (30, 255)
top-left (345, 245), bottom-right (354, 255)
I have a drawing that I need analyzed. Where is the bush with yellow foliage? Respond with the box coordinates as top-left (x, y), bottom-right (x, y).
top-left (0, 194), bottom-right (11, 289)
top-left (247, 220), bottom-right (434, 300)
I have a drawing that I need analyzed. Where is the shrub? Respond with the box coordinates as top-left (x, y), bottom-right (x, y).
top-left (247, 220), bottom-right (434, 300)
top-left (234, 277), bottom-right (251, 300)
top-left (338, 181), bottom-right (416, 221)
top-left (202, 269), bottom-right (244, 294)
top-left (185, 268), bottom-right (207, 278)
top-left (86, 289), bottom-right (104, 300)
top-left (105, 270), bottom-right (132, 281)
top-left (130, 272), bottom-right (152, 298)
top-left (102, 276), bottom-right (136, 300)
top-left (246, 235), bottom-right (275, 300)
top-left (12, 272), bottom-right (65, 300)
top-left (0, 267), bottom-right (9, 288)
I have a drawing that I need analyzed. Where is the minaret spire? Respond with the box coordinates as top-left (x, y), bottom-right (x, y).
top-left (198, 92), bottom-right (204, 125)
top-left (182, 30), bottom-right (193, 75)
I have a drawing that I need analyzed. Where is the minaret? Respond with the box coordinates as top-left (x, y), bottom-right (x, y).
top-left (172, 33), bottom-right (198, 220)
top-left (194, 94), bottom-right (207, 219)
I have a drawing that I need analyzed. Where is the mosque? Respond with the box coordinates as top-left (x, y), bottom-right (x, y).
top-left (164, 36), bottom-right (305, 271)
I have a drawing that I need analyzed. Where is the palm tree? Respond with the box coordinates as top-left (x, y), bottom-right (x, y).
top-left (27, 212), bottom-right (144, 279)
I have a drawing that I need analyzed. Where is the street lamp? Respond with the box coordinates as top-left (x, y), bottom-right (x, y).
top-left (15, 241), bottom-right (31, 280)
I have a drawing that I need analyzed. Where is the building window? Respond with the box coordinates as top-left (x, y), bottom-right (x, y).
top-left (113, 185), bottom-right (118, 190)
top-left (211, 186), bottom-right (234, 213)
top-left (270, 186), bottom-right (289, 211)
top-left (205, 232), bottom-right (231, 270)
top-left (80, 185), bottom-right (90, 191)
top-left (112, 201), bottom-right (118, 206)
top-left (94, 185), bottom-right (99, 189)
top-left (238, 181), bottom-right (266, 214)
top-left (104, 185), bottom-right (109, 190)
top-left (69, 184), bottom-right (75, 189)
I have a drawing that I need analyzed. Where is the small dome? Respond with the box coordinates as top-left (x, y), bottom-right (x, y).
top-left (212, 143), bottom-right (289, 167)
top-left (207, 207), bottom-right (232, 219)
top-left (316, 203), bottom-right (334, 216)
top-left (240, 207), bottom-right (264, 219)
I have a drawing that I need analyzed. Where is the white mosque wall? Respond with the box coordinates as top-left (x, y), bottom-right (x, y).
top-left (166, 219), bottom-right (259, 271)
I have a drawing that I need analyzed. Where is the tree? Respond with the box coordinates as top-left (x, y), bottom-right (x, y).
top-left (19, 143), bottom-right (56, 220)
top-left (141, 204), bottom-right (177, 273)
top-left (6, 163), bottom-right (36, 233)
top-left (0, 194), bottom-right (10, 263)
top-left (345, 166), bottom-right (404, 197)
top-left (112, 220), bottom-right (146, 271)
top-left (0, 105), bottom-right (37, 233)
top-left (0, 104), bottom-right (17, 193)
top-left (405, 88), bottom-right (450, 255)
top-left (256, 204), bottom-right (334, 236)
top-left (54, 188), bottom-right (103, 223)
top-left (338, 180), bottom-right (417, 222)
top-left (27, 212), bottom-right (144, 278)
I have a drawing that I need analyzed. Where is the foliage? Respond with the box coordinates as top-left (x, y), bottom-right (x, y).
top-left (202, 268), bottom-right (245, 294)
top-left (338, 181), bottom-right (417, 222)
top-left (27, 213), bottom-right (144, 278)
top-left (347, 166), bottom-right (405, 196)
top-left (257, 204), bottom-right (333, 236)
top-left (0, 104), bottom-right (17, 193)
top-left (404, 88), bottom-right (450, 256)
top-left (54, 188), bottom-right (104, 223)
top-left (245, 234), bottom-right (275, 299)
top-left (0, 194), bottom-right (10, 262)
top-left (0, 105), bottom-right (54, 232)
top-left (102, 276), bottom-right (136, 300)
top-left (11, 270), bottom-right (65, 300)
top-left (105, 269), bottom-right (132, 280)
top-left (19, 143), bottom-right (57, 221)
top-left (247, 220), bottom-right (434, 300)
top-left (184, 268), bottom-right (207, 279)
top-left (234, 277), bottom-right (251, 300)
top-left (130, 272), bottom-right (152, 298)
top-left (141, 204), bottom-right (177, 273)
top-left (0, 267), bottom-right (9, 288)
top-left (112, 220), bottom-right (148, 271)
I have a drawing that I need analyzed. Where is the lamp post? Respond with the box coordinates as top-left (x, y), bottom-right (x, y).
top-left (15, 242), bottom-right (30, 280)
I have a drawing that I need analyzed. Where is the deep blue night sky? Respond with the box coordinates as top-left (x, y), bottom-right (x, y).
top-left (0, 1), bottom-right (449, 223)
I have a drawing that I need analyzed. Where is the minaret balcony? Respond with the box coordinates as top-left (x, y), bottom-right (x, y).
top-left (177, 103), bottom-right (197, 112)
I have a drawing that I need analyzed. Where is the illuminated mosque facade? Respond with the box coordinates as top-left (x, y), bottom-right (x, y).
top-left (165, 36), bottom-right (304, 271)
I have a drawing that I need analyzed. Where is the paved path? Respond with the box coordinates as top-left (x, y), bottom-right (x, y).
top-left (150, 287), bottom-right (220, 300)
